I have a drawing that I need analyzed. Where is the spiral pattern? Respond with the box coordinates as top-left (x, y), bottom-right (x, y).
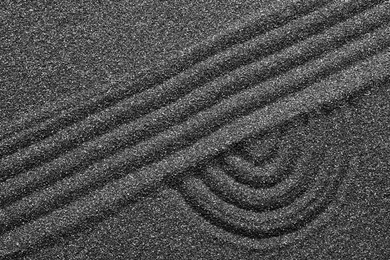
top-left (179, 108), bottom-right (352, 250)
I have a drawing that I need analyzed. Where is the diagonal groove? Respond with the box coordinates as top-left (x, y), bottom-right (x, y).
top-left (0, 47), bottom-right (389, 258)
top-left (0, 21), bottom-right (389, 235)
top-left (0, 0), bottom-right (333, 153)
top-left (0, 0), bottom-right (380, 161)
top-left (0, 0), bottom-right (387, 182)
top-left (0, 14), bottom-right (389, 213)
top-left (0, 0), bottom-right (352, 161)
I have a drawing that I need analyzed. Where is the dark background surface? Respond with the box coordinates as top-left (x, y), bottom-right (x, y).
top-left (0, 0), bottom-right (274, 123)
top-left (0, 1), bottom-right (389, 259)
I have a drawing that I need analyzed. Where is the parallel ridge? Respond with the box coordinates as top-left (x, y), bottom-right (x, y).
top-left (0, 0), bottom-right (353, 167)
top-left (0, 46), bottom-right (389, 260)
top-left (0, 0), bottom-right (390, 258)
top-left (179, 107), bottom-right (349, 248)
top-left (0, 0), bottom-right (332, 149)
top-left (0, 0), bottom-right (384, 167)
top-left (0, 0), bottom-right (389, 187)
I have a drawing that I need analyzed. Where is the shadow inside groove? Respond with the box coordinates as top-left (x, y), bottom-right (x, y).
top-left (179, 161), bottom-right (347, 241)
top-left (0, 1), bottom-right (389, 258)
top-left (0, 0), bottom-right (333, 156)
top-left (1, 0), bottom-right (386, 180)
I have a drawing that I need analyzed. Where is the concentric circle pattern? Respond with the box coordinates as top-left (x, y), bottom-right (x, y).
top-left (179, 109), bottom-right (352, 250)
top-left (0, 0), bottom-right (389, 257)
